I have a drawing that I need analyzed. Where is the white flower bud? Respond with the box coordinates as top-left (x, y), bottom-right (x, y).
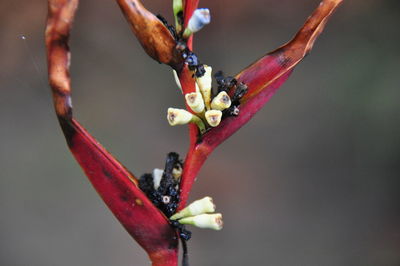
top-left (152, 168), bottom-right (164, 190)
top-left (184, 8), bottom-right (211, 37)
top-left (196, 65), bottom-right (212, 109)
top-left (167, 108), bottom-right (193, 126)
top-left (205, 110), bottom-right (222, 127)
top-left (185, 92), bottom-right (205, 113)
top-left (170, 196), bottom-right (215, 220)
top-left (178, 213), bottom-right (223, 230)
top-left (211, 91), bottom-right (231, 111)
top-left (167, 108), bottom-right (206, 133)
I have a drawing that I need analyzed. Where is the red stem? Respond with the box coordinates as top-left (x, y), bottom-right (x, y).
top-left (179, 140), bottom-right (212, 210)
top-left (184, 0), bottom-right (199, 28)
top-left (177, 0), bottom-right (201, 209)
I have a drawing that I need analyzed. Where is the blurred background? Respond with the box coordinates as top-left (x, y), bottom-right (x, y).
top-left (1, 0), bottom-right (399, 265)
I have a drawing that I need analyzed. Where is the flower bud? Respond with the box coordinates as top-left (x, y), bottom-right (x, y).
top-left (183, 8), bottom-right (211, 38)
top-left (167, 108), bottom-right (206, 133)
top-left (196, 65), bottom-right (212, 109)
top-left (167, 108), bottom-right (193, 125)
top-left (170, 196), bottom-right (215, 220)
top-left (211, 91), bottom-right (231, 111)
top-left (178, 213), bottom-right (223, 230)
top-left (185, 92), bottom-right (205, 113)
top-left (152, 168), bottom-right (164, 190)
top-left (205, 110), bottom-right (222, 127)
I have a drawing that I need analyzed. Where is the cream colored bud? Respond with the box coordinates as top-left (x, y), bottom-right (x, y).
top-left (152, 168), bottom-right (164, 190)
top-left (185, 92), bottom-right (205, 113)
top-left (205, 110), bottom-right (222, 127)
top-left (178, 213), bottom-right (223, 230)
top-left (211, 91), bottom-right (231, 111)
top-left (172, 165), bottom-right (182, 181)
top-left (196, 65), bottom-right (212, 109)
top-left (167, 108), bottom-right (206, 133)
top-left (167, 108), bottom-right (193, 126)
top-left (170, 196), bottom-right (215, 220)
top-left (173, 70), bottom-right (182, 93)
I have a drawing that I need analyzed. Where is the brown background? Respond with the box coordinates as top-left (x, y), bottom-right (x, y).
top-left (1, 0), bottom-right (399, 265)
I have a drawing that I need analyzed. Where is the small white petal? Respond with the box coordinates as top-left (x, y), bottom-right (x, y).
top-left (173, 70), bottom-right (182, 93)
top-left (152, 168), bottom-right (164, 190)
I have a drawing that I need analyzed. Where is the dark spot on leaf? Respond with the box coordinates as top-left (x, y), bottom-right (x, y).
top-left (102, 168), bottom-right (113, 180)
top-left (120, 194), bottom-right (129, 202)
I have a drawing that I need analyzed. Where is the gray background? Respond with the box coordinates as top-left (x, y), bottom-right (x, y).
top-left (1, 0), bottom-right (399, 265)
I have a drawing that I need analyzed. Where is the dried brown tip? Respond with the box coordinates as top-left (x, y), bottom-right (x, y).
top-left (116, 0), bottom-right (182, 69)
top-left (46, 0), bottom-right (79, 120)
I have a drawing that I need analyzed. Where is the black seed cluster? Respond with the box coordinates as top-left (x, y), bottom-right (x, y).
top-left (139, 152), bottom-right (192, 243)
top-left (214, 71), bottom-right (248, 117)
top-left (170, 220), bottom-right (192, 241)
top-left (182, 48), bottom-right (206, 78)
top-left (215, 71), bottom-right (237, 93)
top-left (156, 14), bottom-right (205, 78)
top-left (139, 152), bottom-right (182, 217)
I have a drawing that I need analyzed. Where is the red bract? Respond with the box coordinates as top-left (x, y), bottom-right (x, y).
top-left (178, 0), bottom-right (343, 208)
top-left (46, 0), bottom-right (343, 265)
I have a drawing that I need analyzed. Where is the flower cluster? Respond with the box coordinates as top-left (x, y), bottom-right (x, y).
top-left (168, 65), bottom-right (235, 133)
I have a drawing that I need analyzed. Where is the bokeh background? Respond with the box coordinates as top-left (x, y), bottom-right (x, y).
top-left (1, 0), bottom-right (399, 265)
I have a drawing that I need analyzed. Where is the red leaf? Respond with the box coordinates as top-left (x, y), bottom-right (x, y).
top-left (46, 1), bottom-right (179, 263)
top-left (59, 119), bottom-right (178, 264)
top-left (178, 0), bottom-right (343, 208)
